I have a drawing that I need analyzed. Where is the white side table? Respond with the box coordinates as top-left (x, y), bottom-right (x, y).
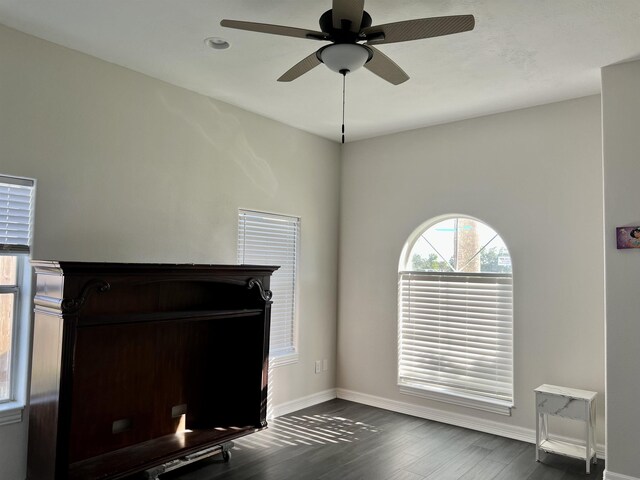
top-left (534, 384), bottom-right (597, 474)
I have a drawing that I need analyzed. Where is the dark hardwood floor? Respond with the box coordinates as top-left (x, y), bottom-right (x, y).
top-left (161, 399), bottom-right (605, 480)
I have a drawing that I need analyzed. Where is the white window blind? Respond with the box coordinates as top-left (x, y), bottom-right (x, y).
top-left (238, 210), bottom-right (299, 358)
top-left (0, 176), bottom-right (35, 253)
top-left (399, 272), bottom-right (513, 406)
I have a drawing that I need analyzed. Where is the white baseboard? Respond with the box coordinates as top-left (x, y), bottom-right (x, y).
top-left (336, 388), bottom-right (606, 459)
top-left (604, 472), bottom-right (640, 480)
top-left (271, 388), bottom-right (337, 418)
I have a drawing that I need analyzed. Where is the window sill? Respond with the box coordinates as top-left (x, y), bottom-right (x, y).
top-left (0, 402), bottom-right (24, 426)
top-left (270, 352), bottom-right (299, 368)
top-left (399, 384), bottom-right (513, 416)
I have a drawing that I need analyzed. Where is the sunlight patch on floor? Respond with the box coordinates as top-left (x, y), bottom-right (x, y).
top-left (232, 413), bottom-right (379, 451)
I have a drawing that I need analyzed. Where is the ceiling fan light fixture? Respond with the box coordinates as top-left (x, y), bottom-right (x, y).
top-left (318, 43), bottom-right (370, 74)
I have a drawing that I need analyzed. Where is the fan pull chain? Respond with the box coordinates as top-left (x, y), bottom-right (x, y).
top-left (341, 70), bottom-right (347, 144)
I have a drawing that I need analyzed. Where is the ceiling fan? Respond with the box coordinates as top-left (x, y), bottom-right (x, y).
top-left (220, 0), bottom-right (475, 85)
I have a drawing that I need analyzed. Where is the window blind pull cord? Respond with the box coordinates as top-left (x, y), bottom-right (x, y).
top-left (340, 69), bottom-right (347, 144)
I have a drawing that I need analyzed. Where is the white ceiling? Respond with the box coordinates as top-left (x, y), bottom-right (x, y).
top-left (2, 0), bottom-right (640, 142)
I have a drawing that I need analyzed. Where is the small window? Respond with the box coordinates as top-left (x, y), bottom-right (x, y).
top-left (1, 255), bottom-right (29, 403)
top-left (238, 210), bottom-right (299, 366)
top-left (0, 174), bottom-right (35, 422)
top-left (398, 216), bottom-right (513, 415)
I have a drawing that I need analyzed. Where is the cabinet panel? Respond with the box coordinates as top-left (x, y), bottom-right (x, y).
top-left (27, 311), bottom-right (64, 480)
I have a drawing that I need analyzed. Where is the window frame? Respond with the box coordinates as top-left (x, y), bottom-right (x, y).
top-left (0, 174), bottom-right (36, 425)
top-left (237, 208), bottom-right (300, 367)
top-left (397, 215), bottom-right (514, 416)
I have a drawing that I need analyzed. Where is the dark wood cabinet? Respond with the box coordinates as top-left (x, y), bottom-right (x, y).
top-left (27, 262), bottom-right (277, 480)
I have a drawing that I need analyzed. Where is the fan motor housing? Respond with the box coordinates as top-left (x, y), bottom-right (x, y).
top-left (319, 9), bottom-right (372, 43)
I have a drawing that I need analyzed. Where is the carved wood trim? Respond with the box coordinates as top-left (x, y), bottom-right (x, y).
top-left (247, 278), bottom-right (272, 301)
top-left (61, 280), bottom-right (111, 314)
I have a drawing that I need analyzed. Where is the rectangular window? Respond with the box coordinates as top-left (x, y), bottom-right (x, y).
top-left (238, 210), bottom-right (299, 365)
top-left (0, 174), bottom-right (35, 420)
top-left (398, 271), bottom-right (513, 415)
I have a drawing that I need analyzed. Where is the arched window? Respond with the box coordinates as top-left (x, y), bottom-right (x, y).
top-left (398, 216), bottom-right (513, 415)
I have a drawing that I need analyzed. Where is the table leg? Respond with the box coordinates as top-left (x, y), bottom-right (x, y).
top-left (535, 412), bottom-right (541, 462)
top-left (586, 402), bottom-right (591, 474)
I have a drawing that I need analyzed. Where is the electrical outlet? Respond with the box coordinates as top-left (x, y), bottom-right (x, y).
top-left (322, 359), bottom-right (328, 371)
top-left (315, 360), bottom-right (321, 374)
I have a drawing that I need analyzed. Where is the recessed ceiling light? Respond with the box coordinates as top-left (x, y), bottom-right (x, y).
top-left (205, 37), bottom-right (230, 50)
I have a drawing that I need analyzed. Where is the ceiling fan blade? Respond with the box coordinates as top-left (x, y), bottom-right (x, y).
top-left (364, 46), bottom-right (409, 85)
top-left (278, 52), bottom-right (322, 82)
top-left (221, 20), bottom-right (330, 41)
top-left (363, 14), bottom-right (475, 45)
top-left (332, 0), bottom-right (364, 32)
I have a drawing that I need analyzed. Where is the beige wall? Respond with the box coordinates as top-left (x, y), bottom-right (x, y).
top-left (0, 23), bottom-right (340, 480)
top-left (338, 96), bottom-right (605, 445)
top-left (602, 60), bottom-right (640, 480)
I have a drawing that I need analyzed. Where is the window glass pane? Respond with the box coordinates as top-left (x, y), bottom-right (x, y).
top-left (409, 219), bottom-right (455, 272)
top-left (0, 256), bottom-right (17, 286)
top-left (408, 217), bottom-right (511, 274)
top-left (455, 218), bottom-right (480, 272)
top-left (479, 235), bottom-right (512, 273)
top-left (0, 293), bottom-right (14, 401)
